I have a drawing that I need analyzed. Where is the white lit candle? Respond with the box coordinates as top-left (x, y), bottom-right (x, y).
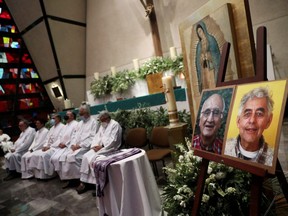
top-left (111, 66), bottom-right (116, 77)
top-left (171, 74), bottom-right (176, 88)
top-left (133, 58), bottom-right (140, 71)
top-left (64, 99), bottom-right (72, 109)
top-left (162, 75), bottom-right (177, 111)
top-left (169, 47), bottom-right (177, 60)
top-left (94, 72), bottom-right (99, 80)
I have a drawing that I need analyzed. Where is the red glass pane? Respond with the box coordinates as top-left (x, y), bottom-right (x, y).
top-left (18, 83), bottom-right (43, 94)
top-left (22, 53), bottom-right (32, 64)
top-left (0, 84), bottom-right (16, 95)
top-left (1, 52), bottom-right (20, 63)
top-left (0, 100), bottom-right (12, 112)
top-left (0, 7), bottom-right (11, 19)
top-left (19, 98), bottom-right (40, 109)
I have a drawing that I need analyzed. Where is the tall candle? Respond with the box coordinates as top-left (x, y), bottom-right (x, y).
top-left (133, 58), bottom-right (140, 71)
top-left (169, 47), bottom-right (177, 60)
top-left (111, 66), bottom-right (116, 77)
top-left (64, 99), bottom-right (72, 109)
top-left (94, 72), bottom-right (99, 80)
top-left (162, 75), bottom-right (177, 111)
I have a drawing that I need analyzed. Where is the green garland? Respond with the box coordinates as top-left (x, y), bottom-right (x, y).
top-left (90, 55), bottom-right (184, 98)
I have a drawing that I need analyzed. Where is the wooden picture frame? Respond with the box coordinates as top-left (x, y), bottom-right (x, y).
top-left (180, 4), bottom-right (240, 125)
top-left (223, 79), bottom-right (288, 174)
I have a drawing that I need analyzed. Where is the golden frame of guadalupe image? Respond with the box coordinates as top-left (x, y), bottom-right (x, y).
top-left (179, 3), bottom-right (241, 125)
top-left (192, 86), bottom-right (235, 155)
top-left (223, 79), bottom-right (288, 174)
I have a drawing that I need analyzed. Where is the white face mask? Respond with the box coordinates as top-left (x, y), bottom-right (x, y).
top-left (50, 119), bottom-right (55, 126)
top-left (101, 122), bottom-right (108, 128)
top-left (80, 116), bottom-right (87, 122)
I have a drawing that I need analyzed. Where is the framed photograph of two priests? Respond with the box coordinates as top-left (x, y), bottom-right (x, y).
top-left (191, 79), bottom-right (288, 174)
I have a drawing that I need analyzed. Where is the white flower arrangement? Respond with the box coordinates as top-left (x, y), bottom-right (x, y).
top-left (0, 140), bottom-right (13, 153)
top-left (162, 138), bottom-right (256, 215)
top-left (0, 133), bottom-right (13, 153)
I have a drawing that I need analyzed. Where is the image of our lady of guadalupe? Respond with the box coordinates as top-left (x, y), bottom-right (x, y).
top-left (195, 21), bottom-right (220, 93)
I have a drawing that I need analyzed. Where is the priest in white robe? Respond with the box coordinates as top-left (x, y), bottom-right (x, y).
top-left (60, 103), bottom-right (97, 187)
top-left (50, 111), bottom-right (78, 182)
top-left (29, 114), bottom-right (64, 179)
top-left (21, 118), bottom-right (49, 179)
top-left (76, 110), bottom-right (122, 194)
top-left (4, 119), bottom-right (36, 181)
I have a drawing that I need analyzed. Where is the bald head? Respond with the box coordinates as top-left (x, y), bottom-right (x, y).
top-left (199, 94), bottom-right (225, 145)
top-left (201, 94), bottom-right (225, 114)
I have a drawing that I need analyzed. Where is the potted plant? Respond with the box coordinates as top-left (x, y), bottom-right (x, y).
top-left (138, 56), bottom-right (172, 94)
top-left (90, 75), bottom-right (113, 98)
top-left (111, 69), bottom-right (137, 96)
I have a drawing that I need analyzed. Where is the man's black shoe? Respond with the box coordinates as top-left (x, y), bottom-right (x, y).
top-left (76, 183), bottom-right (88, 194)
top-left (3, 172), bottom-right (20, 181)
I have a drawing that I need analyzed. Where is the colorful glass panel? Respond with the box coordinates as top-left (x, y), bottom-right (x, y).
top-left (0, 68), bottom-right (18, 78)
top-left (18, 83), bottom-right (43, 94)
top-left (0, 24), bottom-right (17, 33)
top-left (0, 36), bottom-right (21, 48)
top-left (20, 68), bottom-right (38, 79)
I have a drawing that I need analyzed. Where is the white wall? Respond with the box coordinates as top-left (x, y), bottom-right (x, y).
top-left (86, 0), bottom-right (288, 104)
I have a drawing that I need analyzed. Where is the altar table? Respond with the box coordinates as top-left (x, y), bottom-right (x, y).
top-left (97, 149), bottom-right (162, 216)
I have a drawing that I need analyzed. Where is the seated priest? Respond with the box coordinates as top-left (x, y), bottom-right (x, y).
top-left (59, 102), bottom-right (97, 189)
top-left (29, 114), bottom-right (64, 179)
top-left (21, 118), bottom-right (49, 179)
top-left (50, 111), bottom-right (78, 180)
top-left (76, 110), bottom-right (122, 194)
top-left (4, 119), bottom-right (36, 181)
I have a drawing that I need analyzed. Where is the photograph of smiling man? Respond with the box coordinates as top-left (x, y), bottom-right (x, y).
top-left (224, 80), bottom-right (288, 173)
top-left (192, 86), bottom-right (234, 154)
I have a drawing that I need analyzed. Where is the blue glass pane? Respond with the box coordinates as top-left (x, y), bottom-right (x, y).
top-left (20, 68), bottom-right (39, 79)
top-left (0, 24), bottom-right (17, 33)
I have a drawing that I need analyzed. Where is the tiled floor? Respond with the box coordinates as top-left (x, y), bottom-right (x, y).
top-left (0, 166), bottom-right (99, 216)
top-left (0, 120), bottom-right (287, 215)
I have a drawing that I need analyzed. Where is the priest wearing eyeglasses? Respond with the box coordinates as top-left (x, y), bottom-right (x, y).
top-left (192, 93), bottom-right (225, 154)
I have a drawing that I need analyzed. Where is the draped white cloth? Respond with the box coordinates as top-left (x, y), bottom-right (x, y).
top-left (29, 123), bottom-right (64, 179)
top-left (4, 126), bottom-right (36, 172)
top-left (97, 150), bottom-right (162, 216)
top-left (50, 120), bottom-right (78, 175)
top-left (21, 127), bottom-right (49, 178)
top-left (59, 117), bottom-right (97, 180)
top-left (80, 119), bottom-right (122, 184)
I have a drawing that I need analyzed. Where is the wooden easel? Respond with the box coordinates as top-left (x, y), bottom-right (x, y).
top-left (191, 26), bottom-right (288, 216)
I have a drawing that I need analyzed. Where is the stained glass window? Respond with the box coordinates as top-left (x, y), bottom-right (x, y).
top-left (0, 0), bottom-right (54, 132)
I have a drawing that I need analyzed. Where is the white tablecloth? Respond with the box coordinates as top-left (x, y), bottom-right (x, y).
top-left (97, 149), bottom-right (162, 216)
